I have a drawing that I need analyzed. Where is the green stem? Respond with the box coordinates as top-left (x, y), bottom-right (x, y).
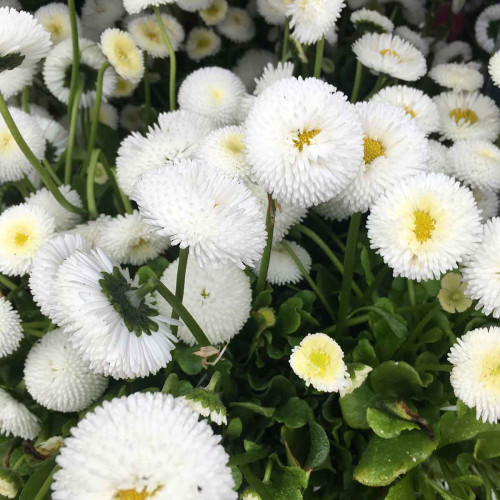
top-left (228, 448), bottom-right (270, 467)
top-left (33, 464), bottom-right (59, 500)
top-left (65, 79), bottom-right (84, 185)
top-left (336, 212), bottom-right (362, 336)
top-left (351, 60), bottom-right (363, 103)
top-left (144, 66), bottom-right (152, 131)
top-left (313, 36), bottom-right (325, 78)
top-left (67, 0), bottom-right (80, 123)
top-left (407, 279), bottom-right (416, 306)
top-left (399, 303), bottom-right (441, 354)
top-left (42, 158), bottom-right (62, 186)
top-left (24, 328), bottom-right (46, 338)
top-left (239, 465), bottom-right (273, 500)
top-left (109, 167), bottom-right (133, 214)
top-left (281, 19), bottom-right (290, 62)
top-left (153, 6), bottom-right (177, 111)
top-left (281, 241), bottom-right (335, 320)
top-left (310, 212), bottom-right (347, 251)
top-left (365, 74), bottom-right (388, 100)
top-left (0, 92), bottom-right (86, 215)
top-left (21, 321), bottom-right (50, 329)
top-left (324, 313), bottom-right (369, 334)
top-left (171, 247), bottom-right (189, 335)
top-left (21, 87), bottom-right (29, 113)
top-left (86, 149), bottom-right (100, 219)
top-left (206, 371), bottom-right (221, 392)
top-left (256, 195), bottom-right (275, 295)
top-left (22, 176), bottom-right (35, 193)
top-left (0, 273), bottom-right (17, 291)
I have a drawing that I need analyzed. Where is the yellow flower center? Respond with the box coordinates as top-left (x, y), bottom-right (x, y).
top-left (449, 108), bottom-right (478, 126)
top-left (201, 287), bottom-right (210, 298)
top-left (115, 490), bottom-right (155, 500)
top-left (0, 130), bottom-right (14, 153)
top-left (307, 349), bottom-right (331, 376)
top-left (363, 137), bottom-right (385, 164)
top-left (14, 231), bottom-right (29, 248)
top-left (132, 238), bottom-right (146, 249)
top-left (205, 3), bottom-right (220, 16)
top-left (413, 210), bottom-right (436, 243)
top-left (403, 106), bottom-right (416, 118)
top-left (46, 18), bottom-right (64, 37)
top-left (196, 36), bottom-right (212, 49)
top-left (379, 48), bottom-right (401, 62)
top-left (480, 351), bottom-right (500, 394)
top-left (232, 13), bottom-right (243, 25)
top-left (141, 22), bottom-right (161, 44)
top-left (224, 134), bottom-right (244, 155)
top-left (293, 129), bottom-right (321, 152)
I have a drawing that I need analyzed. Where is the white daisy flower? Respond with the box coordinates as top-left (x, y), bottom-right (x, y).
top-left (287, 0), bottom-right (345, 45)
top-left (339, 364), bottom-right (372, 397)
top-left (0, 204), bottom-right (55, 277)
top-left (29, 234), bottom-right (91, 321)
top-left (254, 61), bottom-right (294, 96)
top-left (473, 188), bottom-right (499, 221)
top-left (133, 159), bottom-right (267, 269)
top-left (217, 7), bottom-right (255, 43)
top-left (0, 297), bottom-right (22, 358)
top-left (52, 393), bottom-right (236, 499)
top-left (475, 4), bottom-right (500, 53)
top-left (233, 49), bottom-right (278, 92)
top-left (116, 109), bottom-right (215, 196)
top-left (235, 92), bottom-right (257, 123)
top-left (489, 50), bottom-right (500, 87)
top-left (185, 27), bottom-right (221, 61)
top-left (123, 0), bottom-right (175, 15)
top-left (0, 388), bottom-right (40, 440)
top-left (113, 75), bottom-right (139, 98)
top-left (178, 67), bottom-right (246, 126)
top-left (314, 196), bottom-right (353, 222)
top-left (24, 328), bottom-right (108, 413)
top-left (253, 240), bottom-right (312, 286)
top-left (52, 248), bottom-right (178, 379)
top-left (43, 38), bottom-right (117, 108)
top-left (426, 139), bottom-right (451, 174)
top-left (256, 0), bottom-right (286, 25)
top-left (33, 115), bottom-right (68, 163)
top-left (34, 3), bottom-right (78, 45)
top-left (394, 25), bottom-right (429, 56)
top-left (101, 28), bottom-right (144, 84)
top-left (200, 0), bottom-right (229, 26)
top-left (182, 389), bottom-right (227, 425)
top-left (290, 333), bottom-right (349, 392)
top-left (92, 101), bottom-right (119, 130)
top-left (353, 33), bottom-right (427, 81)
top-left (448, 327), bottom-right (500, 423)
top-left (67, 214), bottom-right (112, 247)
top-left (157, 257), bottom-right (251, 345)
top-left (0, 107), bottom-right (45, 183)
top-left (128, 13), bottom-right (184, 58)
top-left (429, 63), bottom-right (484, 92)
top-left (82, 0), bottom-right (124, 32)
top-left (367, 172), bottom-right (482, 281)
top-left (119, 104), bottom-right (143, 131)
top-left (245, 77), bottom-right (363, 208)
top-left (350, 8), bottom-right (394, 33)
top-left (177, 0), bottom-right (212, 12)
top-left (433, 40), bottom-right (472, 67)
top-left (0, 66), bottom-right (37, 102)
top-left (0, 467), bottom-right (21, 499)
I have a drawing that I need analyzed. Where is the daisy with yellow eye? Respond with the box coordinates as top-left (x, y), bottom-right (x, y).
top-left (34, 3), bottom-right (78, 45)
top-left (438, 272), bottom-right (472, 313)
top-left (186, 27), bottom-right (221, 62)
top-left (217, 7), bottom-right (255, 43)
top-left (200, 0), bottom-right (228, 26)
top-left (290, 333), bottom-right (349, 392)
top-left (367, 172), bottom-right (482, 282)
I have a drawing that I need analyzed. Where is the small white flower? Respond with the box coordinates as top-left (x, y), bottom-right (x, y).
top-left (475, 4), bottom-right (500, 53)
top-left (473, 188), bottom-right (499, 221)
top-left (0, 297), bottom-right (22, 358)
top-left (182, 389), bottom-right (227, 425)
top-left (0, 467), bottom-right (21, 499)
top-left (123, 0), bottom-right (175, 15)
top-left (177, 0), bottom-right (213, 12)
top-left (438, 272), bottom-right (471, 314)
top-left (119, 104), bottom-right (143, 131)
top-left (429, 63), bottom-right (484, 92)
top-left (350, 8), bottom-right (394, 33)
top-left (339, 364), bottom-right (372, 397)
top-left (113, 76), bottom-right (139, 98)
top-left (426, 139), bottom-right (450, 174)
top-left (217, 7), bottom-right (255, 43)
top-left (489, 50), bottom-right (500, 87)
top-left (92, 101), bottom-right (118, 130)
top-left (394, 25), bottom-right (429, 55)
top-left (234, 49), bottom-right (278, 91)
top-left (433, 40), bottom-right (472, 66)
top-left (200, 0), bottom-right (228, 26)
top-left (185, 27), bottom-right (221, 61)
top-left (67, 214), bottom-right (112, 247)
top-left (33, 115), bottom-right (69, 162)
top-left (256, 0), bottom-right (286, 25)
top-left (82, 0), bottom-right (124, 32)
top-left (0, 388), bottom-right (40, 440)
top-left (253, 61), bottom-right (294, 96)
top-left (34, 3), bottom-right (78, 44)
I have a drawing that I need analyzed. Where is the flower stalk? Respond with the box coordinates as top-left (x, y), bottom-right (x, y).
top-left (313, 36), bottom-right (325, 78)
top-left (171, 247), bottom-right (189, 335)
top-left (255, 194), bottom-right (276, 295)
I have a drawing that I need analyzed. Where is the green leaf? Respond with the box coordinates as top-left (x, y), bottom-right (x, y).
top-left (354, 303), bottom-right (407, 339)
top-left (450, 475), bottom-right (482, 487)
top-left (354, 431), bottom-right (437, 487)
top-left (225, 418), bottom-right (242, 440)
top-left (253, 289), bottom-right (273, 309)
top-left (19, 457), bottom-right (57, 500)
top-left (0, 52), bottom-right (25, 72)
top-left (231, 402), bottom-right (275, 418)
top-left (474, 432), bottom-right (500, 460)
top-left (275, 398), bottom-right (312, 429)
top-left (370, 361), bottom-right (426, 398)
top-left (275, 297), bottom-right (303, 335)
top-left (385, 473), bottom-right (414, 499)
top-left (173, 345), bottom-right (202, 375)
top-left (340, 382), bottom-right (378, 429)
top-left (367, 408), bottom-right (419, 439)
top-left (353, 338), bottom-right (378, 366)
top-left (305, 421), bottom-right (330, 469)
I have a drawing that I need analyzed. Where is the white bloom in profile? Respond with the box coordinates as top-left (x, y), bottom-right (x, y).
top-left (473, 188), bottom-right (499, 221)
top-left (52, 249), bottom-right (178, 379)
top-left (34, 115), bottom-right (68, 162)
top-left (290, 333), bottom-right (349, 392)
top-left (0, 107), bottom-right (45, 182)
top-left (67, 214), bottom-right (112, 247)
top-left (0, 7), bottom-right (52, 98)
top-left (433, 40), bottom-right (472, 66)
top-left (434, 91), bottom-right (500, 142)
top-left (256, 0), bottom-right (285, 25)
top-left (177, 0), bottom-right (212, 12)
top-left (24, 328), bottom-right (108, 413)
top-left (253, 240), bottom-right (312, 286)
top-left (119, 104), bottom-right (143, 131)
top-left (82, 0), bottom-right (124, 32)
top-left (0, 204), bottom-right (55, 277)
top-left (350, 8), bottom-right (394, 33)
top-left (43, 38), bottom-right (117, 108)
top-left (95, 211), bottom-right (170, 266)
top-left (113, 75), bottom-right (138, 98)
top-left (217, 7), bottom-right (255, 43)
top-left (0, 388), bottom-right (39, 440)
top-left (367, 173), bottom-right (482, 281)
top-left (245, 77), bottom-right (363, 208)
top-left (426, 139), bottom-right (450, 174)
top-left (438, 272), bottom-right (471, 314)
top-left (29, 233), bottom-right (91, 320)
top-left (186, 27), bottom-right (221, 61)
top-left (353, 33), bottom-right (427, 81)
top-left (429, 63), bottom-right (484, 92)
top-left (123, 0), bottom-right (175, 15)
top-left (91, 101), bottom-right (118, 130)
top-left (394, 25), bottom-right (429, 55)
top-left (370, 85), bottom-right (439, 135)
top-left (339, 363), bottom-right (372, 397)
top-left (52, 393), bottom-right (236, 499)
top-left (26, 185), bottom-right (83, 232)
top-left (448, 327), bottom-right (500, 423)
top-left (234, 49), bottom-right (278, 91)
top-left (182, 389), bottom-right (227, 425)
top-left (475, 4), bottom-right (500, 53)
top-left (489, 51), bottom-right (500, 87)
top-left (287, 0), bottom-right (345, 45)
top-left (101, 28), bottom-right (144, 84)
top-left (34, 3), bottom-right (77, 44)
top-left (0, 298), bottom-right (22, 358)
top-left (254, 61), bottom-right (294, 95)
top-left (128, 13), bottom-right (184, 58)
top-left (201, 0), bottom-right (228, 25)
top-left (116, 109), bottom-right (215, 196)
top-left (133, 159), bottom-right (266, 269)
top-left (0, 467), bottom-right (21, 499)
top-left (178, 67), bottom-right (246, 126)
top-left (157, 257), bottom-right (251, 345)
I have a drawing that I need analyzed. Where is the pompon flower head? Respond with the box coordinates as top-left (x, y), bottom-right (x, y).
top-left (331, 102), bottom-right (428, 216)
top-left (94, 211), bottom-right (170, 266)
top-left (438, 272), bottom-right (471, 314)
top-left (0, 7), bottom-right (52, 99)
top-left (253, 240), bottom-right (312, 286)
top-left (92, 101), bottom-right (119, 130)
top-left (489, 51), bottom-right (500, 87)
top-left (448, 327), bottom-right (500, 423)
top-left (433, 40), bottom-right (472, 66)
top-left (133, 159), bottom-right (266, 269)
top-left (0, 297), bottom-right (22, 358)
top-left (30, 234), bottom-right (91, 321)
top-left (0, 107), bottom-right (45, 183)
top-left (200, 0), bottom-right (228, 25)
top-left (234, 49), bottom-right (278, 91)
top-left (177, 0), bottom-right (212, 12)
top-left (52, 393), bottom-right (236, 499)
top-left (339, 363), bottom-right (372, 397)
top-left (290, 333), bottom-right (349, 392)
top-left (429, 63), bottom-right (484, 92)
top-left (0, 204), bottom-right (55, 277)
top-left (287, 0), bottom-right (345, 45)
top-left (67, 214), bottom-right (112, 247)
top-left (434, 91), bottom-right (500, 142)
top-left (314, 196), bottom-right (352, 222)
top-left (34, 3), bottom-right (77, 45)
top-left (182, 389), bottom-right (227, 425)
top-left (254, 61), bottom-right (294, 95)
top-left (34, 116), bottom-right (69, 163)
top-left (244, 77), bottom-right (363, 208)
top-left (52, 249), bottom-right (178, 379)
top-left (179, 67), bottom-right (246, 126)
top-left (394, 25), bottom-right (429, 56)
top-left (26, 185), bottom-right (83, 232)
top-left (82, 0), bottom-right (124, 33)
top-left (157, 257), bottom-right (251, 345)
top-left (101, 28), bottom-right (144, 84)
top-left (128, 13), bottom-right (184, 58)
top-left (24, 328), bottom-right (108, 413)
top-left (353, 33), bottom-right (427, 82)
top-left (186, 27), bottom-right (221, 62)
top-left (123, 0), bottom-right (175, 15)
top-left (116, 109), bottom-right (215, 196)
top-left (0, 389), bottom-right (39, 440)
top-left (367, 173), bottom-right (482, 281)
top-left (473, 188), bottom-right (499, 221)
top-left (0, 468), bottom-right (22, 499)
top-left (217, 7), bottom-right (255, 43)
top-left (256, 0), bottom-right (286, 25)
top-left (113, 75), bottom-right (138, 98)
top-left (426, 139), bottom-right (451, 174)
top-left (370, 85), bottom-right (439, 135)
top-left (350, 8), bottom-right (394, 34)
top-left (475, 4), bottom-right (500, 54)
top-left (43, 38), bottom-right (117, 108)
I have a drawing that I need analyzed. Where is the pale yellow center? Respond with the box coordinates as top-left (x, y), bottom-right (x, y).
top-left (110, 36), bottom-right (141, 73)
top-left (14, 231), bottom-right (29, 247)
top-left (293, 129), bottom-right (321, 152)
top-left (205, 3), bottom-right (220, 16)
top-left (413, 210), bottom-right (436, 243)
top-left (115, 490), bottom-right (152, 500)
top-left (307, 349), bottom-right (331, 377)
top-left (196, 36), bottom-right (212, 49)
top-left (403, 105), bottom-right (416, 118)
top-left (210, 87), bottom-right (224, 101)
top-left (0, 130), bottom-right (14, 153)
top-left (380, 48), bottom-right (401, 62)
top-left (449, 108), bottom-right (478, 126)
top-left (132, 238), bottom-right (146, 249)
top-left (46, 18), bottom-right (64, 37)
top-left (363, 137), bottom-right (385, 164)
top-left (480, 351), bottom-right (500, 394)
top-left (140, 22), bottom-right (161, 44)
top-left (224, 134), bottom-right (244, 155)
